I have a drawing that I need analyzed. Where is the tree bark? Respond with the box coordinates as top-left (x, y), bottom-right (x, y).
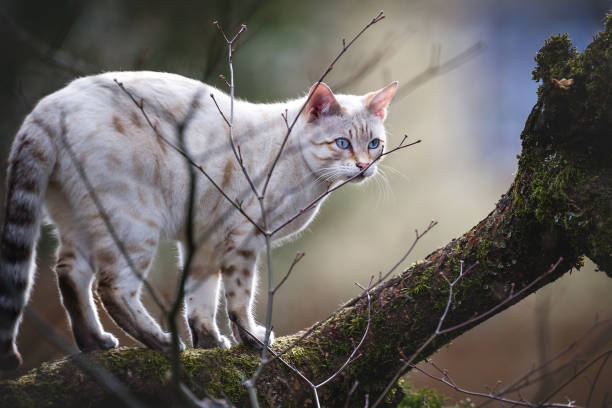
top-left (1, 13), bottom-right (610, 408)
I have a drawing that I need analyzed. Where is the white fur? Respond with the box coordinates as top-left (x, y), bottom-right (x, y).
top-left (4, 71), bottom-right (395, 354)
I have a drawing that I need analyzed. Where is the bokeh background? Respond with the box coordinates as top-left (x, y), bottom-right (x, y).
top-left (1, 0), bottom-right (611, 405)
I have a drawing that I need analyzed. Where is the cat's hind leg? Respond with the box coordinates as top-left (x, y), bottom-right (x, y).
top-left (55, 241), bottom-right (118, 352)
top-left (95, 241), bottom-right (183, 352)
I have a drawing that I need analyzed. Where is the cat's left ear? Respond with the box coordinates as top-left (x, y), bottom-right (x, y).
top-left (365, 81), bottom-right (398, 120)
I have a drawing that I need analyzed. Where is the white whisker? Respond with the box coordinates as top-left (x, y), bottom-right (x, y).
top-left (380, 164), bottom-right (410, 182)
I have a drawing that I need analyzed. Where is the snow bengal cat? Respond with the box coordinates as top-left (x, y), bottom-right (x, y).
top-left (0, 71), bottom-right (397, 369)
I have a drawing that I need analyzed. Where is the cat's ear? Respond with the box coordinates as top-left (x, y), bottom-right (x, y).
top-left (365, 81), bottom-right (398, 120)
top-left (306, 82), bottom-right (341, 122)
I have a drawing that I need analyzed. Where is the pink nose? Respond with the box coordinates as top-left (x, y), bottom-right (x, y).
top-left (355, 162), bottom-right (369, 171)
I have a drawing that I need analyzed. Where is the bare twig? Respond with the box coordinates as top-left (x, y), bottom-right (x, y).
top-left (166, 94), bottom-right (204, 406)
top-left (0, 10), bottom-right (96, 76)
top-left (372, 258), bottom-right (563, 408)
top-left (344, 381), bottom-right (360, 408)
top-left (315, 279), bottom-right (373, 389)
top-left (585, 351), bottom-right (610, 407)
top-left (410, 362), bottom-right (582, 408)
top-left (272, 251), bottom-right (305, 294)
top-left (333, 29), bottom-right (409, 91)
top-left (268, 219), bottom-right (435, 365)
top-left (477, 315), bottom-right (612, 407)
top-left (538, 348), bottom-right (612, 406)
top-left (342, 219), bottom-right (438, 311)
top-left (395, 41), bottom-right (486, 101)
top-left (210, 22), bottom-right (261, 201)
top-left (235, 280), bottom-right (373, 408)
top-left (438, 257), bottom-right (563, 335)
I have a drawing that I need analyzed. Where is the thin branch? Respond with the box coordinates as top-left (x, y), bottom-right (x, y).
top-left (395, 41), bottom-right (486, 101)
top-left (209, 21), bottom-right (270, 408)
top-left (315, 279), bottom-right (373, 389)
top-left (234, 279), bottom-right (373, 408)
top-left (585, 351), bottom-right (610, 407)
top-left (209, 94), bottom-right (231, 127)
top-left (344, 219), bottom-right (438, 307)
top-left (166, 94), bottom-right (204, 407)
top-left (372, 258), bottom-right (563, 408)
top-left (344, 381), bottom-right (360, 408)
top-left (476, 315), bottom-right (612, 407)
top-left (210, 22), bottom-right (260, 201)
top-left (272, 251), bottom-right (305, 294)
top-left (410, 363), bottom-right (582, 408)
top-left (268, 219), bottom-right (435, 365)
top-left (0, 10), bottom-right (96, 76)
top-left (538, 348), bottom-right (612, 406)
top-left (371, 260), bottom-right (479, 408)
top-left (438, 257), bottom-right (563, 335)
top-left (333, 29), bottom-right (409, 91)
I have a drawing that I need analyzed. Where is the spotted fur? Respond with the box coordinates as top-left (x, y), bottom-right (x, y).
top-left (0, 71), bottom-right (397, 369)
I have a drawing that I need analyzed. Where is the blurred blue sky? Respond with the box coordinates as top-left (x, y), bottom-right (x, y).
top-left (469, 1), bottom-right (607, 168)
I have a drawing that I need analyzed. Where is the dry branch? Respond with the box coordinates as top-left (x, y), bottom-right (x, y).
top-left (1, 11), bottom-right (611, 408)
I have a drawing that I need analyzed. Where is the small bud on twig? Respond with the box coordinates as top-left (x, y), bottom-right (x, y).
top-left (219, 74), bottom-right (230, 87)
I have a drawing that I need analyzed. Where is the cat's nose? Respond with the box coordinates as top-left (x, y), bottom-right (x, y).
top-left (355, 162), bottom-right (369, 171)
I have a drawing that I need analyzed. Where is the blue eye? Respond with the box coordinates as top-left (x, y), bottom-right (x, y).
top-left (368, 139), bottom-right (381, 149)
top-left (335, 138), bottom-right (350, 150)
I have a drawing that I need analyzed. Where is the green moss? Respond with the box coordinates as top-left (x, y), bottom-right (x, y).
top-left (98, 347), bottom-right (170, 382)
top-left (180, 347), bottom-right (260, 402)
top-left (532, 33), bottom-right (577, 83)
top-left (513, 14), bottom-right (612, 273)
top-left (396, 379), bottom-right (447, 408)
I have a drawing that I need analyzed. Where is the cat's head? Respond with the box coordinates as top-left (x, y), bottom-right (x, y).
top-left (299, 81), bottom-right (398, 185)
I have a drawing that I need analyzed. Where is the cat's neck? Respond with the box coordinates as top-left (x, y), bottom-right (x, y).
top-left (233, 98), bottom-right (329, 236)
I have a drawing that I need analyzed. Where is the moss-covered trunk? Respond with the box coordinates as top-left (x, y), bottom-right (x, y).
top-left (1, 12), bottom-right (611, 408)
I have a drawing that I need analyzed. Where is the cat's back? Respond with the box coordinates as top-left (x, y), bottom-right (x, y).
top-left (36, 71), bottom-right (212, 118)
top-left (22, 70), bottom-right (223, 172)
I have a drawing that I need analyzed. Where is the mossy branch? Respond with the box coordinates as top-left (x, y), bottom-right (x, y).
top-left (1, 12), bottom-right (611, 408)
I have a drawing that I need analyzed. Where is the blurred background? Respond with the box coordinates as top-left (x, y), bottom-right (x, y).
top-left (0, 0), bottom-right (611, 405)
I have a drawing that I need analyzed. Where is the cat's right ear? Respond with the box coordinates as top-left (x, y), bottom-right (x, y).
top-left (306, 82), bottom-right (341, 122)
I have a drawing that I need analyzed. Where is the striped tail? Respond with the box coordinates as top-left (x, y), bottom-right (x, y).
top-left (0, 119), bottom-right (56, 369)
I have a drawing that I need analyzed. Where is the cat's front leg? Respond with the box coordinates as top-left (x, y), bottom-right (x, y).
top-left (185, 266), bottom-right (231, 349)
top-left (221, 250), bottom-right (273, 349)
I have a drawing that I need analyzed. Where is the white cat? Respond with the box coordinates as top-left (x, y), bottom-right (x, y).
top-left (0, 71), bottom-right (397, 369)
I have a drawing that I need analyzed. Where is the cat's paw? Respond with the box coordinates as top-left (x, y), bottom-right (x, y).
top-left (98, 332), bottom-right (119, 350)
top-left (251, 324), bottom-right (274, 346)
top-left (189, 324), bottom-right (230, 349)
top-left (218, 335), bottom-right (233, 349)
top-left (0, 343), bottom-right (22, 370)
top-left (233, 321), bottom-right (274, 349)
top-left (154, 332), bottom-right (185, 353)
